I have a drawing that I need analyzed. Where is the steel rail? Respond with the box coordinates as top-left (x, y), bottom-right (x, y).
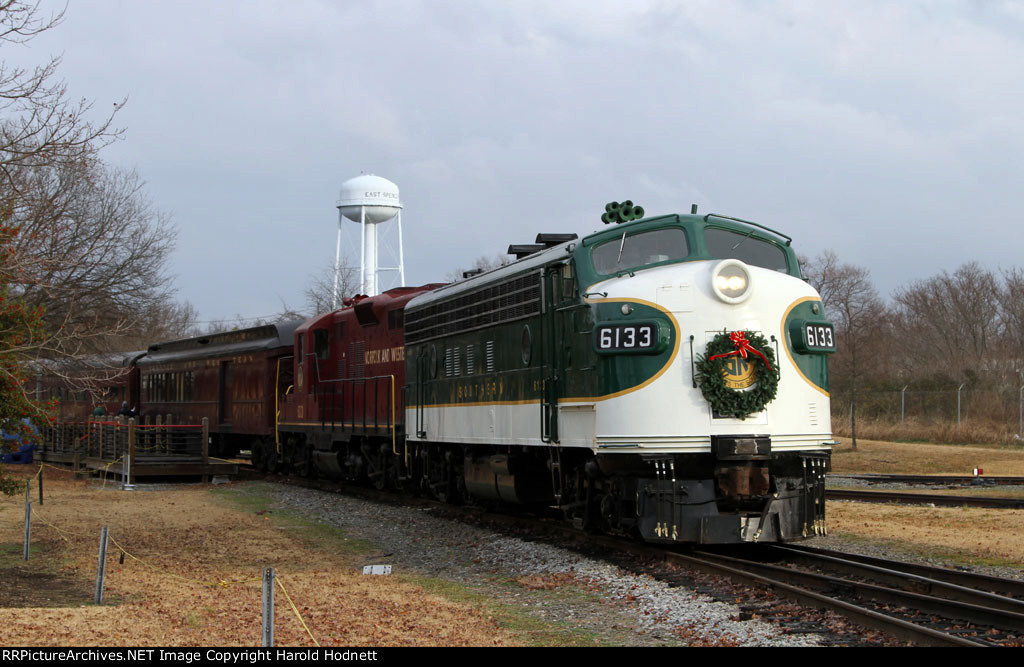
top-left (691, 549), bottom-right (1024, 643)
top-left (826, 488), bottom-right (1024, 508)
top-left (829, 473), bottom-right (1024, 486)
top-left (664, 549), bottom-right (990, 647)
top-left (765, 545), bottom-right (1024, 613)
top-left (778, 544), bottom-right (1024, 599)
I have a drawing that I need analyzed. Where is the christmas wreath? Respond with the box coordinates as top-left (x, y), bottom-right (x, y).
top-left (695, 330), bottom-right (780, 418)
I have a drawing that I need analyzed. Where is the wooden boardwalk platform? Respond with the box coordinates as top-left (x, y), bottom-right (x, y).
top-left (39, 417), bottom-right (239, 482)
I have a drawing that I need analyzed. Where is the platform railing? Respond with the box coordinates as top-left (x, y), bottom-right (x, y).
top-left (40, 417), bottom-right (210, 464)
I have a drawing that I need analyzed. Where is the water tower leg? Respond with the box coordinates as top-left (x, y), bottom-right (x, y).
top-left (359, 206), bottom-right (367, 295)
top-left (369, 217), bottom-right (379, 296)
top-left (333, 213), bottom-right (343, 310)
top-left (397, 210), bottom-right (405, 287)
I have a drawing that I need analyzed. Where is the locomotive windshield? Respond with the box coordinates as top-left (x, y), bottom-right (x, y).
top-left (591, 227), bottom-right (689, 276)
top-left (705, 227), bottom-right (788, 272)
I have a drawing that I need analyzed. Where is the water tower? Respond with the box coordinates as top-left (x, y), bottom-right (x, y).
top-left (334, 173), bottom-right (405, 305)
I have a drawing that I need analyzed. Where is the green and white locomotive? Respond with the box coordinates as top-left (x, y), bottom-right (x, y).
top-left (404, 205), bottom-right (835, 544)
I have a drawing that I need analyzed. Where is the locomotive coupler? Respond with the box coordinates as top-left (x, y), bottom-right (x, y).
top-left (712, 435), bottom-right (772, 505)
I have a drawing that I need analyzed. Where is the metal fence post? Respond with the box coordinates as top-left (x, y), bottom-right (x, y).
top-left (123, 418), bottom-right (136, 491)
top-left (94, 526), bottom-right (110, 604)
top-left (200, 413), bottom-right (208, 467)
top-left (262, 567), bottom-right (275, 647)
top-left (23, 479), bottom-right (31, 561)
top-left (957, 384), bottom-right (965, 429)
top-left (156, 414), bottom-right (163, 454)
top-left (901, 385), bottom-right (908, 429)
top-left (1019, 383), bottom-right (1023, 437)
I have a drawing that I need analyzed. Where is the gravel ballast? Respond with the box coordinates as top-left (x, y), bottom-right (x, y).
top-left (266, 482), bottom-right (825, 647)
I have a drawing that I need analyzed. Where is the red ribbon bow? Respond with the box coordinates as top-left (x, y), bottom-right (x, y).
top-left (707, 331), bottom-right (773, 371)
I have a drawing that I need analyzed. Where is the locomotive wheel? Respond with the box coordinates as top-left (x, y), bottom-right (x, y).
top-left (435, 449), bottom-right (465, 505)
top-left (361, 442), bottom-right (387, 490)
top-left (387, 455), bottom-right (404, 492)
top-left (432, 476), bottom-right (448, 503)
top-left (298, 443), bottom-right (317, 479)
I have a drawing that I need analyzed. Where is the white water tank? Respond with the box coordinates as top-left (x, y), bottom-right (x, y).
top-left (337, 174), bottom-right (402, 224)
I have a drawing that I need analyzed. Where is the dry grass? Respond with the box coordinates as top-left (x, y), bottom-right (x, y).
top-left (0, 464), bottom-right (517, 647)
top-left (833, 417), bottom-right (1023, 447)
top-left (826, 501), bottom-right (1024, 569)
top-left (826, 437), bottom-right (1024, 570)
top-left (830, 438), bottom-right (1024, 476)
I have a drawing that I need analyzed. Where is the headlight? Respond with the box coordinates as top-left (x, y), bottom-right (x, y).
top-left (711, 259), bottom-right (752, 304)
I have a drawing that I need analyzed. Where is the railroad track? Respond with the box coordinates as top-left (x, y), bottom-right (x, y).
top-left (679, 544), bottom-right (1024, 646)
top-left (567, 533), bottom-right (1024, 646)
top-left (829, 473), bottom-right (1024, 486)
top-left (826, 488), bottom-right (1024, 508)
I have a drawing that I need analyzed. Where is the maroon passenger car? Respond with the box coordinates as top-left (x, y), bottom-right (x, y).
top-left (136, 322), bottom-right (302, 458)
top-left (30, 353), bottom-right (141, 422)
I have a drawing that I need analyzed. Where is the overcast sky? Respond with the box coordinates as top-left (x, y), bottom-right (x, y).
top-left (8, 1), bottom-right (1024, 324)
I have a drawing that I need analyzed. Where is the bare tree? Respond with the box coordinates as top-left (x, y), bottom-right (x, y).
top-left (7, 162), bottom-right (179, 355)
top-left (0, 3), bottom-right (185, 476)
top-left (803, 250), bottom-right (889, 448)
top-left (0, 1), bottom-right (138, 362)
top-left (202, 301), bottom-right (307, 335)
top-left (305, 260), bottom-right (357, 316)
top-left (892, 262), bottom-right (1000, 386)
top-left (999, 268), bottom-right (1024, 384)
top-left (122, 299), bottom-right (199, 349)
top-left (0, 2), bottom-right (121, 191)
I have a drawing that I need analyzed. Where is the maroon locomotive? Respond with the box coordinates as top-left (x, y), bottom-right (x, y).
top-left (268, 284), bottom-right (444, 483)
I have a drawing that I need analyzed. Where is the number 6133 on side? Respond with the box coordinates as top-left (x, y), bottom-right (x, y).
top-left (593, 321), bottom-right (667, 354)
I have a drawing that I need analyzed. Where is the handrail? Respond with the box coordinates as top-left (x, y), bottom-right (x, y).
top-left (309, 374), bottom-right (397, 453)
top-left (388, 375), bottom-right (396, 457)
top-left (274, 357), bottom-right (286, 451)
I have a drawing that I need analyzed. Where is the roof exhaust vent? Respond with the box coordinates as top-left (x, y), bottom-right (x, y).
top-left (535, 233), bottom-right (578, 247)
top-left (507, 244), bottom-right (546, 259)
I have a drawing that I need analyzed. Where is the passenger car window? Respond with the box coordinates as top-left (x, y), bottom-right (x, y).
top-left (591, 228), bottom-right (689, 276)
top-left (705, 228), bottom-right (788, 272)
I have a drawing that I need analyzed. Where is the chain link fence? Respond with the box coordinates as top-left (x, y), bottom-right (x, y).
top-left (831, 388), bottom-right (1024, 443)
